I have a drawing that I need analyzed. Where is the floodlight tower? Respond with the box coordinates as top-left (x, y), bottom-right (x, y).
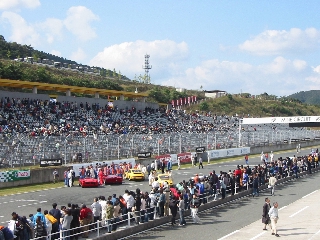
top-left (142, 54), bottom-right (152, 84)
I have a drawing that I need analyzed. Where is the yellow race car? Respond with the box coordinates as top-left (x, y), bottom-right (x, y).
top-left (157, 174), bottom-right (173, 187)
top-left (125, 169), bottom-right (145, 181)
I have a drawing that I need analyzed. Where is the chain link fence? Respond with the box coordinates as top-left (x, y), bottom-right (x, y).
top-left (0, 128), bottom-right (320, 168)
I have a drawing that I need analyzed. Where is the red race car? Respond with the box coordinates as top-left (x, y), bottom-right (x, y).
top-left (79, 177), bottom-right (99, 188)
top-left (103, 175), bottom-right (123, 185)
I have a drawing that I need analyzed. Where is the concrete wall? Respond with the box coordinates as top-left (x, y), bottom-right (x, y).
top-left (0, 90), bottom-right (159, 111)
top-left (249, 140), bottom-right (320, 155)
top-left (0, 90), bottom-right (50, 101)
top-left (0, 167), bottom-right (65, 188)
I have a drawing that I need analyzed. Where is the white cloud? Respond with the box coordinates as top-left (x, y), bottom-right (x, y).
top-left (312, 65), bottom-right (320, 74)
top-left (51, 50), bottom-right (61, 57)
top-left (90, 39), bottom-right (188, 77)
top-left (239, 28), bottom-right (320, 55)
top-left (0, 11), bottom-right (40, 46)
top-left (258, 57), bottom-right (307, 74)
top-left (0, 0), bottom-right (40, 10)
top-left (64, 6), bottom-right (99, 42)
top-left (162, 56), bottom-right (310, 96)
top-left (38, 18), bottom-right (64, 44)
top-left (70, 48), bottom-right (86, 62)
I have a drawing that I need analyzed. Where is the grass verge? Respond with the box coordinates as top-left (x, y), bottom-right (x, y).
top-left (0, 181), bottom-right (65, 196)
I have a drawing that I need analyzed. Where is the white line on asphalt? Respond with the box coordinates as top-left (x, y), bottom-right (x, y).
top-left (308, 229), bottom-right (320, 240)
top-left (289, 206), bottom-right (309, 218)
top-left (302, 190), bottom-right (318, 199)
top-left (217, 230), bottom-right (239, 240)
top-left (250, 231), bottom-right (266, 240)
top-left (0, 216), bottom-right (4, 218)
top-left (279, 206), bottom-right (287, 211)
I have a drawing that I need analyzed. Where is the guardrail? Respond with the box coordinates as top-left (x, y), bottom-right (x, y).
top-left (25, 164), bottom-right (320, 240)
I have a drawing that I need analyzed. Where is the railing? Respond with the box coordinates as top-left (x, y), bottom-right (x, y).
top-left (1, 129), bottom-right (320, 167)
top-left (27, 161), bottom-right (319, 240)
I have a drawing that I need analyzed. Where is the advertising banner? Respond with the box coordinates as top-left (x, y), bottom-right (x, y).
top-left (207, 147), bottom-right (250, 159)
top-left (177, 152), bottom-right (192, 163)
top-left (0, 169), bottom-right (31, 182)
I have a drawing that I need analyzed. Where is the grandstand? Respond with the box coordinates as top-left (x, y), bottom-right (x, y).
top-left (1, 86), bottom-right (319, 168)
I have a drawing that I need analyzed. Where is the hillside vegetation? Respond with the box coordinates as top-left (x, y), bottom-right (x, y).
top-left (189, 94), bottom-right (320, 117)
top-left (288, 90), bottom-right (320, 106)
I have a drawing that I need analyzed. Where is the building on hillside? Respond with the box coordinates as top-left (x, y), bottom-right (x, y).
top-left (204, 90), bottom-right (227, 98)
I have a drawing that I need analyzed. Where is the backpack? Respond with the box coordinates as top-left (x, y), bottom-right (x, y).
top-left (35, 222), bottom-right (46, 237)
top-left (0, 230), bottom-right (5, 240)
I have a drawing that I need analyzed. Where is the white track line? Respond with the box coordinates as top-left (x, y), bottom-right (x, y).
top-left (308, 229), bottom-right (320, 240)
top-left (302, 190), bottom-right (318, 198)
top-left (289, 206), bottom-right (309, 218)
top-left (217, 230), bottom-right (240, 240)
top-left (250, 231), bottom-right (266, 240)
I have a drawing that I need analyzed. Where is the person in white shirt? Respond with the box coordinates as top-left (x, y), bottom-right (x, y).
top-left (148, 172), bottom-right (154, 186)
top-left (177, 157), bottom-right (181, 170)
top-left (99, 196), bottom-right (107, 226)
top-left (91, 197), bottom-right (102, 225)
top-left (270, 151), bottom-right (274, 162)
top-left (268, 174), bottom-right (277, 196)
top-left (152, 177), bottom-right (160, 189)
top-left (123, 190), bottom-right (135, 212)
top-left (268, 202), bottom-right (279, 237)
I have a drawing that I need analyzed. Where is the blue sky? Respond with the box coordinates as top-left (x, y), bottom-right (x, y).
top-left (1, 0), bottom-right (320, 96)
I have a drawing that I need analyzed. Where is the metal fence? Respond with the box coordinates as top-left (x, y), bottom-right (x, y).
top-left (1, 127), bottom-right (320, 168)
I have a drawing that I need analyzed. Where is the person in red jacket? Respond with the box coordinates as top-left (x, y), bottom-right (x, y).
top-left (79, 204), bottom-right (92, 238)
top-left (234, 165), bottom-right (242, 192)
top-left (98, 169), bottom-right (104, 185)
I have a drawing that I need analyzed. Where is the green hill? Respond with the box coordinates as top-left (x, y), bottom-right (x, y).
top-left (287, 90), bottom-right (320, 105)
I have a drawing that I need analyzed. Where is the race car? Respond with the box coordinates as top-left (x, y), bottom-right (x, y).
top-left (125, 169), bottom-right (145, 181)
top-left (157, 174), bottom-right (174, 187)
top-left (103, 174), bottom-right (123, 185)
top-left (79, 177), bottom-right (99, 188)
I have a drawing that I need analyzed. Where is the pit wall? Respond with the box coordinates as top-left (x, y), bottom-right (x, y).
top-left (1, 140), bottom-right (319, 189)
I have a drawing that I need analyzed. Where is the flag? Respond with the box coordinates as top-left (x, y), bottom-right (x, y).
top-left (188, 96), bottom-right (190, 104)
top-left (171, 100), bottom-right (175, 107)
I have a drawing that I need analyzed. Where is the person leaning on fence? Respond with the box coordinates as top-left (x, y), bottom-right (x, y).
top-left (34, 216), bottom-right (47, 240)
top-left (60, 209), bottom-right (73, 240)
top-left (105, 201), bottom-right (114, 234)
top-left (79, 204), bottom-right (92, 238)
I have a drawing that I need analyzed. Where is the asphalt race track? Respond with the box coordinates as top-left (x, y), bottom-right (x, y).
top-left (0, 146), bottom-right (319, 240)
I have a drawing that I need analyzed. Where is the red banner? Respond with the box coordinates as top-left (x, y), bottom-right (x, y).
top-left (184, 98), bottom-right (187, 105)
top-left (180, 98), bottom-right (183, 105)
top-left (176, 99), bottom-right (179, 106)
top-left (155, 154), bottom-right (171, 164)
top-left (194, 96), bottom-right (197, 102)
top-left (171, 100), bottom-right (175, 107)
top-left (188, 96), bottom-right (190, 104)
top-left (178, 152), bottom-right (192, 163)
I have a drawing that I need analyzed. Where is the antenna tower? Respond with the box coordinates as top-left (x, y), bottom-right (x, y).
top-left (142, 54), bottom-right (152, 84)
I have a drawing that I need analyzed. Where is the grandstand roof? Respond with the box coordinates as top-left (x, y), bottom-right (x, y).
top-left (0, 79), bottom-right (148, 98)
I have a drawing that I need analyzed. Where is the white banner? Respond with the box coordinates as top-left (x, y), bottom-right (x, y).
top-left (17, 170), bottom-right (30, 178)
top-left (208, 147), bottom-right (250, 159)
top-left (242, 116), bottom-right (320, 124)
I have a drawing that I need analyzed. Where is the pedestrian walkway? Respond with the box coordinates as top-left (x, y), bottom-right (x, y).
top-left (218, 189), bottom-right (320, 240)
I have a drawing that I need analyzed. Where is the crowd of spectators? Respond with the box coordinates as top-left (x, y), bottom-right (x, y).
top-left (2, 150), bottom-right (319, 240)
top-left (0, 96), bottom-right (240, 138)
